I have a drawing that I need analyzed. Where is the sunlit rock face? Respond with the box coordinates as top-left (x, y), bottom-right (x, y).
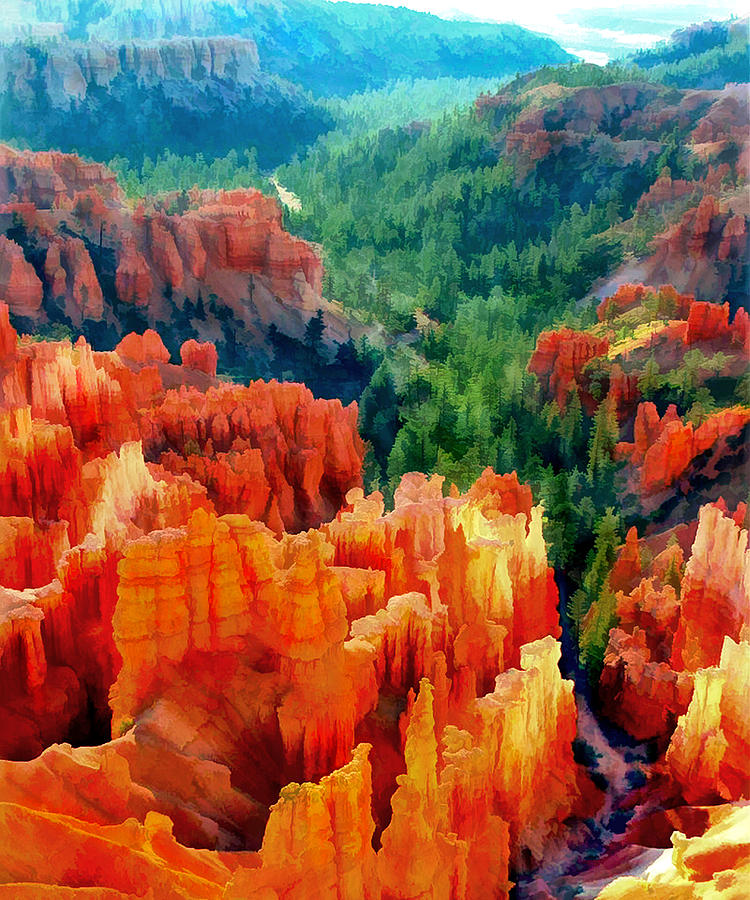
top-left (596, 804), bottom-right (750, 899)
top-left (599, 501), bottom-right (749, 744)
top-left (670, 504), bottom-right (750, 673)
top-left (666, 637), bottom-right (750, 805)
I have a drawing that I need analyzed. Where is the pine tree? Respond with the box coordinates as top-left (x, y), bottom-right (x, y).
top-left (580, 584), bottom-right (618, 681)
top-left (577, 508), bottom-right (622, 680)
top-left (304, 309), bottom-right (325, 354)
top-left (567, 589), bottom-right (589, 648)
top-left (560, 387), bottom-right (583, 463)
top-left (586, 398), bottom-right (619, 485)
top-left (638, 356), bottom-right (662, 399)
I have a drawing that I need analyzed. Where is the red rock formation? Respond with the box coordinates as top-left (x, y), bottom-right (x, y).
top-left (600, 622), bottom-right (692, 742)
top-left (0, 302), bottom-right (15, 357)
top-left (172, 217), bottom-right (208, 280)
top-left (683, 299), bottom-right (750, 347)
top-left (0, 144), bottom-right (121, 208)
top-left (234, 743), bottom-right (378, 899)
top-left (0, 235), bottom-right (43, 317)
top-left (597, 283), bottom-right (694, 323)
top-left (43, 235), bottom-right (105, 323)
top-left (0, 373), bottom-right (586, 894)
top-left (148, 217), bottom-right (184, 289)
top-left (186, 188), bottom-right (324, 296)
top-left (0, 407), bottom-right (83, 523)
top-left (616, 402), bottom-right (750, 502)
top-left (0, 310), bottom-right (367, 774)
top-left (145, 381), bottom-right (364, 532)
top-left (0, 333), bottom-right (141, 456)
top-left (0, 144), bottom-right (355, 360)
top-left (180, 339), bottom-right (218, 376)
top-left (635, 165), bottom-right (730, 215)
top-left (0, 803), bottom-right (240, 899)
top-left (642, 196), bottom-right (749, 302)
top-left (0, 438), bottom-right (212, 761)
top-left (115, 329), bottom-right (171, 366)
top-left (528, 328), bottom-right (609, 410)
top-left (599, 501), bottom-right (749, 744)
top-left (115, 235), bottom-right (154, 306)
top-left (671, 503), bottom-right (749, 672)
top-left (0, 517), bottom-right (69, 590)
top-left (666, 637), bottom-right (750, 804)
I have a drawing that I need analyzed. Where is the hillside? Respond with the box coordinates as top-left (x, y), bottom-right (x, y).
top-left (629, 16), bottom-right (749, 88)
top-left (0, 1), bottom-right (572, 170)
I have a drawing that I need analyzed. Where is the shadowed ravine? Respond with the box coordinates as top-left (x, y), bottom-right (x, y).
top-left (513, 573), bottom-right (656, 898)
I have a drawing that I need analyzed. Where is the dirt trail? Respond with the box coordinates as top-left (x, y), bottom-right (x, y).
top-left (271, 176), bottom-right (302, 212)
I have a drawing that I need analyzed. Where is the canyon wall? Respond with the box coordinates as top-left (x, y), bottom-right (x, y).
top-left (0, 144), bottom-right (354, 371)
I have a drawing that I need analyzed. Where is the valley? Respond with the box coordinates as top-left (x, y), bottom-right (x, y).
top-left (0, 4), bottom-right (748, 898)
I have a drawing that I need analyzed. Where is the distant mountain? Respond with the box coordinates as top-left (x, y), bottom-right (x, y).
top-left (628, 17), bottom-right (749, 89)
top-left (18, 0), bottom-right (572, 96)
top-left (540, 3), bottom-right (742, 61)
top-left (0, 36), bottom-right (332, 168)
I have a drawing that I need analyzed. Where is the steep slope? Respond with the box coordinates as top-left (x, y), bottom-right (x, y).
top-left (282, 56), bottom-right (748, 334)
top-left (0, 144), bottom-right (371, 397)
top-left (529, 285), bottom-right (749, 526)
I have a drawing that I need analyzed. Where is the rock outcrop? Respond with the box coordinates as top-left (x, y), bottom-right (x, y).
top-left (642, 196), bottom-right (749, 302)
top-left (599, 501), bottom-right (749, 744)
top-left (180, 339), bottom-right (218, 376)
top-left (0, 307), bottom-right (365, 765)
top-left (0, 235), bottom-right (44, 317)
top-left (596, 804), bottom-right (750, 899)
top-left (529, 282), bottom-right (749, 525)
top-left (0, 38), bottom-right (262, 112)
top-left (0, 144), bottom-right (357, 375)
top-left (666, 637), bottom-right (750, 804)
top-left (616, 402), bottom-right (750, 504)
top-left (527, 328), bottom-right (609, 411)
top-left (0, 315), bottom-right (590, 895)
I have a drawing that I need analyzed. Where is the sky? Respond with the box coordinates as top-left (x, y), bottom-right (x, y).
top-left (330, 0), bottom-right (747, 62)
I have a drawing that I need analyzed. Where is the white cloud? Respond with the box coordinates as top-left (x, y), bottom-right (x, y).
top-left (565, 48), bottom-right (611, 64)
